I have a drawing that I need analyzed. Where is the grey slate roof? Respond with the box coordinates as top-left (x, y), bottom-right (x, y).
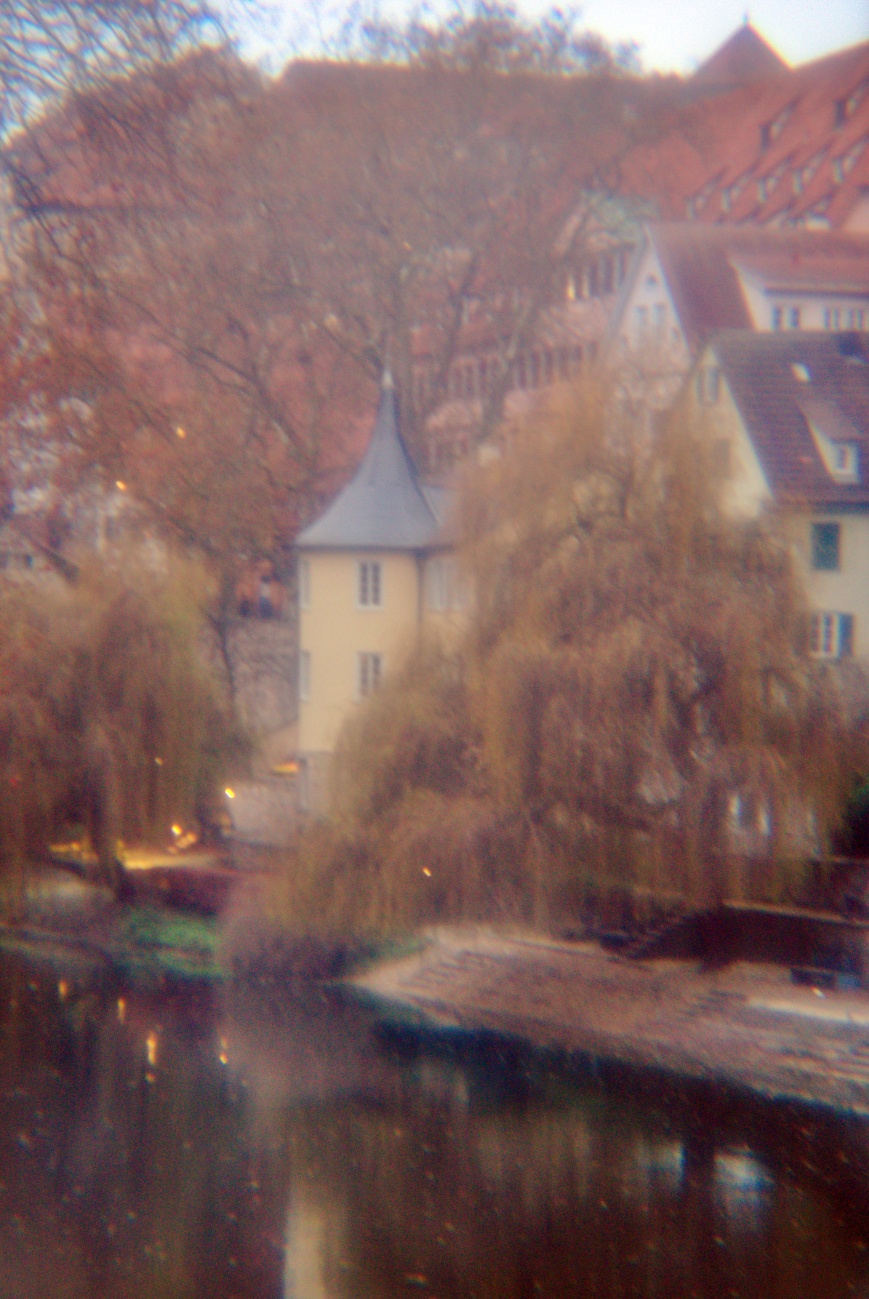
top-left (296, 377), bottom-right (442, 551)
top-left (711, 330), bottom-right (869, 507)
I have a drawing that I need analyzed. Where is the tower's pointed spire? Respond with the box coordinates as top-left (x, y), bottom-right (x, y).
top-left (296, 377), bottom-right (439, 550)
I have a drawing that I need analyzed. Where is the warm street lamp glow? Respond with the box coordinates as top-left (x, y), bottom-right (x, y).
top-left (176, 426), bottom-right (186, 439)
top-left (115, 480), bottom-right (127, 491)
top-left (171, 823), bottom-right (182, 836)
top-left (225, 788), bottom-right (235, 799)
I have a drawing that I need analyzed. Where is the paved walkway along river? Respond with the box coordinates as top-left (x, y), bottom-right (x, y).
top-left (354, 928), bottom-right (869, 1116)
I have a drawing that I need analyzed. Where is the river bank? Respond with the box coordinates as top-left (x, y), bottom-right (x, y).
top-left (353, 927), bottom-right (869, 1118)
top-left (9, 864), bottom-right (869, 1118)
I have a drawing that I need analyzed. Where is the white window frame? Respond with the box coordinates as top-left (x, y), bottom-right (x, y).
top-left (810, 612), bottom-right (854, 659)
top-left (695, 366), bottom-right (720, 406)
top-left (834, 443), bottom-right (858, 479)
top-left (357, 652), bottom-right (383, 698)
top-left (357, 560), bottom-right (383, 608)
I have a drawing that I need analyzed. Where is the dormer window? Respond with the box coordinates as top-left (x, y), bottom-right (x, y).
top-left (805, 398), bottom-right (862, 485)
top-left (834, 443), bottom-right (859, 480)
top-left (836, 80), bottom-right (869, 127)
top-left (761, 103), bottom-right (794, 151)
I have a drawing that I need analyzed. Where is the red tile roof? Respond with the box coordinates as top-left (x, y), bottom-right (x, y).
top-left (620, 37), bottom-right (869, 231)
top-left (711, 330), bottom-right (869, 507)
top-left (645, 224), bottom-right (869, 351)
top-left (691, 24), bottom-right (789, 89)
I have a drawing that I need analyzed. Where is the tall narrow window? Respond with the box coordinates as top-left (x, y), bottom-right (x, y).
top-left (811, 522), bottom-right (841, 571)
top-left (358, 652), bottom-right (382, 697)
top-left (358, 560), bottom-right (382, 607)
top-left (695, 366), bottom-right (720, 406)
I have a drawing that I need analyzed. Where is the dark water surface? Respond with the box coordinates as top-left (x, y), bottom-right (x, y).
top-left (1, 946), bottom-right (868, 1299)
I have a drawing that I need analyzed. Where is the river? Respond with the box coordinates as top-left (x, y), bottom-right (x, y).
top-left (1, 945), bottom-right (867, 1298)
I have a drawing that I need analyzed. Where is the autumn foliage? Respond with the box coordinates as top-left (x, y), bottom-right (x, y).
top-left (0, 556), bottom-right (235, 914)
top-left (269, 381), bottom-right (867, 936)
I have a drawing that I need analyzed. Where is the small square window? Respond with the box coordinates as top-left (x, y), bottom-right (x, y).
top-left (811, 522), bottom-right (841, 571)
top-left (358, 561), bottom-right (382, 608)
top-left (358, 652), bottom-right (382, 697)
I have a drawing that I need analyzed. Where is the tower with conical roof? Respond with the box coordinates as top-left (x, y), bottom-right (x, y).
top-left (295, 374), bottom-right (454, 809)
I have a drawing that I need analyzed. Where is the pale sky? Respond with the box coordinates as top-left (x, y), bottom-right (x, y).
top-left (578, 0), bottom-right (868, 73)
top-left (230, 0), bottom-right (868, 74)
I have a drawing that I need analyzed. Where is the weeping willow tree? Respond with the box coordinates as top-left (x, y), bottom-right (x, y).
top-left (275, 379), bottom-right (867, 936)
top-left (0, 553), bottom-right (236, 913)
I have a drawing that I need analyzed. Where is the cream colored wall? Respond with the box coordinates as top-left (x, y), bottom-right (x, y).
top-left (615, 241), bottom-right (685, 355)
top-left (790, 511), bottom-right (869, 659)
top-left (298, 549), bottom-right (423, 755)
top-left (685, 346), bottom-right (869, 660)
top-left (610, 239), bottom-right (693, 410)
top-left (680, 349), bottom-right (772, 519)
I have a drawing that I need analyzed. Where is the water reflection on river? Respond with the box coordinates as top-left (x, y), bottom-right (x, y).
top-left (1, 948), bottom-right (867, 1299)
